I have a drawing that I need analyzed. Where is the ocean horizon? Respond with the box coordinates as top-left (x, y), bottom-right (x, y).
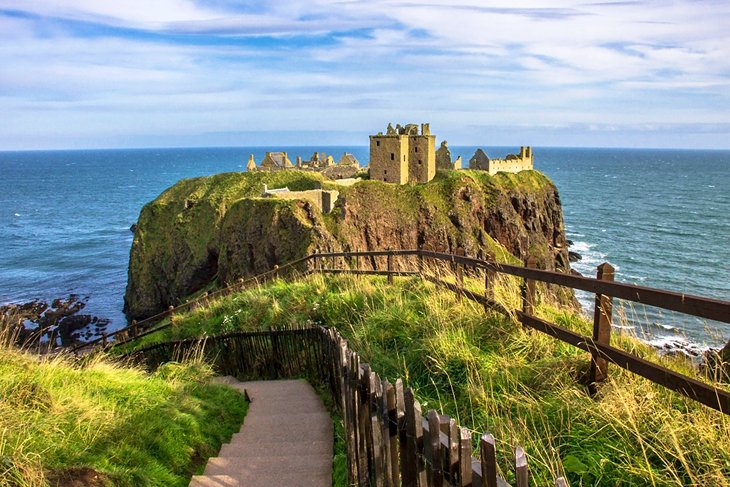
top-left (1, 146), bottom-right (728, 350)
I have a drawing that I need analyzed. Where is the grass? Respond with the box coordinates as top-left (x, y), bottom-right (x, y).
top-left (125, 270), bottom-right (730, 486)
top-left (0, 317), bottom-right (248, 487)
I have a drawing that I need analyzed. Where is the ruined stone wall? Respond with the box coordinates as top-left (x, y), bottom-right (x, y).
top-left (369, 135), bottom-right (408, 184)
top-left (266, 189), bottom-right (339, 213)
top-left (408, 135), bottom-right (436, 183)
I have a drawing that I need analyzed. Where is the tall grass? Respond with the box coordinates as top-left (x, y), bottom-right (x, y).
top-left (0, 317), bottom-right (248, 486)
top-left (131, 269), bottom-right (730, 485)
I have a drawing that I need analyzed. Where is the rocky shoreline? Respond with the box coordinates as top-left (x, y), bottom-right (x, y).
top-left (0, 295), bottom-right (110, 349)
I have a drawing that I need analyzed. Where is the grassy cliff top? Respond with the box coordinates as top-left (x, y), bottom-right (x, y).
top-left (122, 271), bottom-right (730, 486)
top-left (0, 344), bottom-right (247, 486)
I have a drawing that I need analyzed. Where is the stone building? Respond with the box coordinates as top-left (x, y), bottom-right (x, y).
top-left (261, 184), bottom-right (339, 213)
top-left (258, 152), bottom-right (294, 171)
top-left (369, 123), bottom-right (436, 184)
top-left (468, 146), bottom-right (533, 175)
top-left (436, 141), bottom-right (465, 170)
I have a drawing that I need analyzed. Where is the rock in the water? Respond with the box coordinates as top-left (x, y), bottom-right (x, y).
top-left (569, 250), bottom-right (582, 262)
top-left (130, 223), bottom-right (137, 233)
top-left (0, 295), bottom-right (110, 349)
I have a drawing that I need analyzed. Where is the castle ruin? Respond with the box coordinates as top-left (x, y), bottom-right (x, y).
top-left (261, 184), bottom-right (339, 213)
top-left (369, 123), bottom-right (436, 184)
top-left (468, 146), bottom-right (533, 175)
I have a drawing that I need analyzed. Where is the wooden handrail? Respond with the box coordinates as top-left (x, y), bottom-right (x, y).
top-left (418, 250), bottom-right (729, 324)
top-left (71, 254), bottom-right (315, 353)
top-left (76, 247), bottom-right (729, 415)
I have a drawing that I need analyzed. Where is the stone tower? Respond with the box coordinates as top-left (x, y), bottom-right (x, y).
top-left (369, 122), bottom-right (436, 184)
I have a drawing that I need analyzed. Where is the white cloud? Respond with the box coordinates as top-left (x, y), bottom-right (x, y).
top-left (0, 0), bottom-right (729, 148)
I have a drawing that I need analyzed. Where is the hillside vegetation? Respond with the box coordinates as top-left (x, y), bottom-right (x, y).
top-left (0, 337), bottom-right (248, 486)
top-left (127, 271), bottom-right (730, 486)
top-left (125, 169), bottom-right (572, 320)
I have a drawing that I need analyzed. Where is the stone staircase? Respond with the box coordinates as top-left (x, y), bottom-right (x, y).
top-left (190, 378), bottom-right (333, 487)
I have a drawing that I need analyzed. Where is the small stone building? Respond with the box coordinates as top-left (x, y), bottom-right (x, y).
top-left (369, 123), bottom-right (436, 184)
top-left (469, 147), bottom-right (533, 175)
top-left (261, 184), bottom-right (339, 213)
top-left (259, 152), bottom-right (294, 171)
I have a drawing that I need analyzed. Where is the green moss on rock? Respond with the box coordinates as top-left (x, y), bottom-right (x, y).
top-left (125, 169), bottom-right (572, 319)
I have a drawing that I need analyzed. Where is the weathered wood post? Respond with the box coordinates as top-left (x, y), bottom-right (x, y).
top-left (589, 262), bottom-right (615, 394)
top-left (273, 264), bottom-right (279, 280)
top-left (387, 250), bottom-right (394, 284)
top-left (484, 252), bottom-right (496, 312)
top-left (522, 256), bottom-right (538, 316)
top-left (455, 247), bottom-right (465, 302)
top-left (427, 410), bottom-right (443, 487)
top-left (168, 305), bottom-right (175, 327)
top-left (131, 320), bottom-right (138, 338)
top-left (515, 446), bottom-right (528, 487)
top-left (458, 427), bottom-right (472, 486)
top-left (480, 433), bottom-right (498, 487)
top-left (102, 332), bottom-right (108, 347)
top-left (417, 249), bottom-right (424, 279)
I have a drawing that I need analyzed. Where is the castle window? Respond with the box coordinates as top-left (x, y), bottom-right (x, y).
top-left (377, 141), bottom-right (380, 147)
top-left (415, 147), bottom-right (418, 152)
top-left (403, 155), bottom-right (406, 161)
top-left (384, 170), bottom-right (387, 175)
top-left (391, 153), bottom-right (394, 160)
top-left (418, 160), bottom-right (422, 165)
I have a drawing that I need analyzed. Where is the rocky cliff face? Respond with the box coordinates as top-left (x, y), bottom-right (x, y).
top-left (124, 169), bottom-right (572, 320)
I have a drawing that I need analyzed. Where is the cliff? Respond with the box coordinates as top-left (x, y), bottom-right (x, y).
top-left (124, 169), bottom-right (572, 320)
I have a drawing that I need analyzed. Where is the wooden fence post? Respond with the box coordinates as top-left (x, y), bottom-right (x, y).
top-left (484, 252), bottom-right (496, 312)
top-left (458, 427), bottom-right (472, 486)
top-left (515, 446), bottom-right (528, 487)
top-left (455, 247), bottom-right (465, 302)
top-left (417, 250), bottom-right (424, 279)
top-left (102, 332), bottom-right (108, 347)
top-left (522, 257), bottom-right (538, 316)
top-left (447, 418), bottom-right (458, 484)
top-left (131, 320), bottom-right (138, 338)
top-left (589, 262), bottom-right (615, 393)
top-left (273, 264), bottom-right (279, 280)
top-left (168, 306), bottom-right (175, 326)
top-left (396, 379), bottom-right (411, 486)
top-left (480, 433), bottom-right (497, 487)
top-left (387, 250), bottom-right (394, 284)
top-left (427, 410), bottom-right (443, 487)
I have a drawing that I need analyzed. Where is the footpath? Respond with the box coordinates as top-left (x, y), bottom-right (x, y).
top-left (190, 378), bottom-right (333, 487)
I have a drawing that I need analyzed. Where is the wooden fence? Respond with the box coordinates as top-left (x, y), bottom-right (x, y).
top-left (125, 326), bottom-right (560, 486)
top-left (311, 249), bottom-right (730, 415)
top-left (92, 248), bottom-right (729, 414)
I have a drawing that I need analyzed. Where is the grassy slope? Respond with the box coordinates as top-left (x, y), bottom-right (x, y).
top-left (0, 348), bottom-right (247, 487)
top-left (127, 272), bottom-right (730, 486)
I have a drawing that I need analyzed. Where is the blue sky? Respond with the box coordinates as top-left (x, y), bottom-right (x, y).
top-left (1, 1), bottom-right (729, 150)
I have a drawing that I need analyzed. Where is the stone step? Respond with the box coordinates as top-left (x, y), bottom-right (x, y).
top-left (217, 440), bottom-right (331, 458)
top-left (189, 474), bottom-right (238, 487)
top-left (190, 472), bottom-right (330, 487)
top-left (203, 455), bottom-right (331, 475)
top-left (193, 378), bottom-right (332, 487)
top-left (238, 411), bottom-right (329, 427)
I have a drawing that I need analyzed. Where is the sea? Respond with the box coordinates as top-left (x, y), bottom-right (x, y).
top-left (0, 147), bottom-right (728, 350)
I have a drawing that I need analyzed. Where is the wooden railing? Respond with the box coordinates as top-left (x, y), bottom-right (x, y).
top-left (69, 255), bottom-right (312, 353)
top-left (90, 248), bottom-right (729, 414)
top-left (311, 249), bottom-right (730, 414)
top-left (125, 326), bottom-right (558, 486)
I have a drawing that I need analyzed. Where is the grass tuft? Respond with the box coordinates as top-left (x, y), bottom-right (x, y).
top-left (127, 270), bottom-right (730, 486)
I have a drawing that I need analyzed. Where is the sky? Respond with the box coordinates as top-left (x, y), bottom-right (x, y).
top-left (1, 1), bottom-right (729, 150)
